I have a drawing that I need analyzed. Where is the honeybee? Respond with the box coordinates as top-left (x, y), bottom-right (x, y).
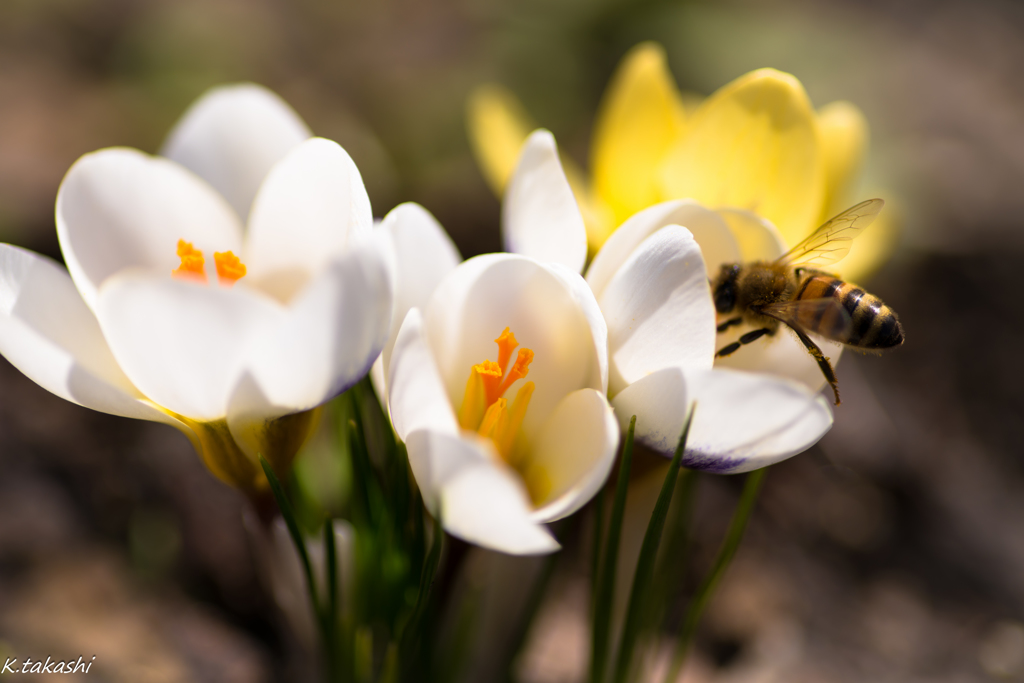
top-left (711, 198), bottom-right (904, 405)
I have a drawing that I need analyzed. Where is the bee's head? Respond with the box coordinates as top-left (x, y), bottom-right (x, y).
top-left (712, 264), bottom-right (741, 314)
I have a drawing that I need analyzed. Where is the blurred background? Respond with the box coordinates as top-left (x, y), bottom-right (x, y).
top-left (1, 0), bottom-right (1024, 680)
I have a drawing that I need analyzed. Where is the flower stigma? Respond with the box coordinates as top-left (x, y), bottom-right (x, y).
top-left (458, 327), bottom-right (536, 467)
top-left (172, 239), bottom-right (246, 286)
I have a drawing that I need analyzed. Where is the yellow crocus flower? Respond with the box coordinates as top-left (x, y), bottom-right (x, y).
top-left (467, 42), bottom-right (896, 282)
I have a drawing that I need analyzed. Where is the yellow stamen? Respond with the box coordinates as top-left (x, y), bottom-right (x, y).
top-left (214, 250), bottom-right (247, 285)
top-left (494, 327), bottom-right (519, 374)
top-left (459, 363), bottom-right (490, 430)
top-left (456, 328), bottom-right (537, 465)
top-left (478, 397), bottom-right (508, 441)
top-left (173, 239), bottom-right (206, 282)
top-left (496, 381), bottom-right (534, 465)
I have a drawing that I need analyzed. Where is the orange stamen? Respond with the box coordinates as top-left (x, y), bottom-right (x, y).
top-left (173, 239), bottom-right (206, 282)
top-left (214, 250), bottom-right (247, 285)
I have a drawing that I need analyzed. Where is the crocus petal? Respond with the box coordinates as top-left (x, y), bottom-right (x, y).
top-left (715, 208), bottom-right (788, 263)
top-left (817, 100), bottom-right (868, 220)
top-left (466, 84), bottom-right (536, 196)
top-left (611, 366), bottom-right (832, 473)
top-left (425, 254), bottom-right (602, 440)
top-left (246, 137), bottom-right (373, 299)
top-left (161, 83), bottom-right (312, 222)
top-left (96, 273), bottom-right (284, 421)
top-left (599, 225), bottom-right (716, 396)
top-left (714, 326), bottom-right (843, 395)
top-left (228, 234), bottom-right (393, 437)
top-left (388, 308), bottom-right (459, 441)
top-left (0, 244), bottom-right (175, 424)
top-left (545, 263), bottom-right (609, 393)
top-left (56, 148), bottom-right (243, 309)
top-left (406, 428), bottom-right (559, 555)
top-left (503, 130), bottom-right (587, 274)
top-left (528, 388), bottom-right (618, 523)
top-left (586, 200), bottom-right (739, 300)
top-left (590, 42), bottom-right (686, 226)
top-left (660, 68), bottom-right (824, 247)
top-left (378, 202), bottom-right (462, 375)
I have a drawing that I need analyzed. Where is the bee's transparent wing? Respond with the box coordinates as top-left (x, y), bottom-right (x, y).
top-left (760, 298), bottom-right (852, 342)
top-left (776, 198), bottom-right (884, 268)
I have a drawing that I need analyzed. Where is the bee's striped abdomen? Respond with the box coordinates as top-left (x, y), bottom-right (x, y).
top-left (795, 275), bottom-right (904, 349)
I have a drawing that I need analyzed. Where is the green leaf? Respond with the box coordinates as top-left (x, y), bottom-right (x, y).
top-left (590, 415), bottom-right (636, 683)
top-left (258, 454), bottom-right (328, 656)
top-left (663, 466), bottom-right (768, 683)
top-left (611, 405), bottom-right (696, 683)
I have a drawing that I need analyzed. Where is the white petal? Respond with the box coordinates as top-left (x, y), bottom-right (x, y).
top-left (406, 428), bottom-right (559, 555)
top-left (96, 273), bottom-right (284, 421)
top-left (529, 389), bottom-right (619, 523)
top-left (246, 137), bottom-right (373, 297)
top-left (600, 225), bottom-right (716, 396)
top-left (586, 200), bottom-right (739, 299)
top-left (716, 208), bottom-right (788, 262)
top-left (0, 244), bottom-right (175, 424)
top-left (388, 309), bottom-right (459, 441)
top-left (161, 83), bottom-right (312, 222)
top-left (539, 262), bottom-right (609, 393)
top-left (378, 202), bottom-right (462, 376)
top-left (611, 367), bottom-right (832, 473)
top-left (56, 148), bottom-right (244, 309)
top-left (503, 130), bottom-right (587, 273)
top-left (610, 367), bottom-right (691, 457)
top-left (424, 254), bottom-right (602, 441)
top-left (229, 234), bottom-right (393, 429)
top-left (714, 327), bottom-right (843, 394)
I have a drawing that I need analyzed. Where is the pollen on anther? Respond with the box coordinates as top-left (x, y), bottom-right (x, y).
top-left (173, 239), bottom-right (206, 282)
top-left (215, 251), bottom-right (247, 285)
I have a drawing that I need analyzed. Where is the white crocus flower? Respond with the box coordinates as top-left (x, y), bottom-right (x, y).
top-left (0, 84), bottom-right (393, 494)
top-left (502, 130), bottom-right (832, 473)
top-left (369, 202), bottom-right (463, 408)
top-left (388, 254), bottom-right (618, 555)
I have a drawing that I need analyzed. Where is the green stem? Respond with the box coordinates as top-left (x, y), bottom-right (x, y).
top-left (399, 514), bottom-right (445, 675)
top-left (664, 467), bottom-right (767, 683)
top-left (590, 487), bottom-right (606, 619)
top-left (611, 406), bottom-right (695, 683)
top-left (259, 455), bottom-right (329, 665)
top-left (590, 415), bottom-right (636, 683)
top-left (501, 549), bottom-right (559, 683)
top-left (324, 518), bottom-right (339, 681)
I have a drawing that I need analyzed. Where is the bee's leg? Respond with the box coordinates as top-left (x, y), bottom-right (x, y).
top-left (716, 317), bottom-right (744, 333)
top-left (715, 327), bottom-right (772, 358)
top-left (791, 328), bottom-right (841, 405)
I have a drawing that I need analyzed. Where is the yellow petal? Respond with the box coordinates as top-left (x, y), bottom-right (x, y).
top-left (465, 85), bottom-right (613, 251)
top-left (818, 100), bottom-right (869, 220)
top-left (591, 42), bottom-right (687, 228)
top-left (660, 68), bottom-right (825, 247)
top-left (835, 199), bottom-right (899, 283)
top-left (466, 84), bottom-right (536, 196)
